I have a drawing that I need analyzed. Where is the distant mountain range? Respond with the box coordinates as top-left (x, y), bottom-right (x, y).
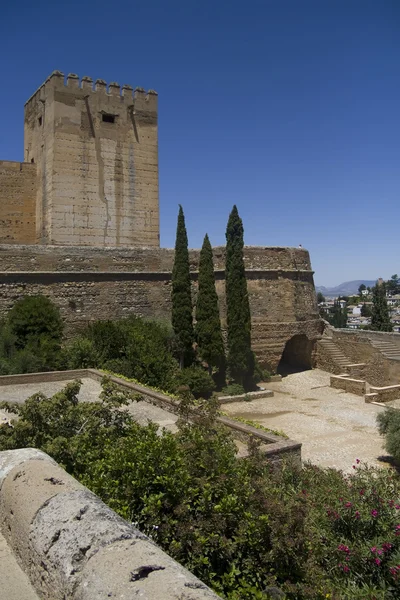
top-left (315, 280), bottom-right (377, 297)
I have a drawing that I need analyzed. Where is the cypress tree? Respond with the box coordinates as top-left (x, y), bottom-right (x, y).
top-left (225, 205), bottom-right (254, 388)
top-left (171, 205), bottom-right (194, 367)
top-left (371, 282), bottom-right (393, 332)
top-left (195, 234), bottom-right (225, 384)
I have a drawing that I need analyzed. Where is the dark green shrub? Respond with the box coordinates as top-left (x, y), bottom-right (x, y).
top-left (62, 337), bottom-right (99, 369)
top-left (4, 295), bottom-right (63, 371)
top-left (86, 321), bottom-right (125, 362)
top-left (175, 365), bottom-right (215, 398)
top-left (7, 295), bottom-right (63, 349)
top-left (10, 349), bottom-right (44, 374)
top-left (253, 361), bottom-right (272, 383)
top-left (221, 383), bottom-right (245, 397)
top-left (63, 316), bottom-right (179, 391)
top-left (377, 407), bottom-right (400, 462)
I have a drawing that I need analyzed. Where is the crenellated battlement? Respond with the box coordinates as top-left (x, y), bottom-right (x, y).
top-left (25, 70), bottom-right (158, 110)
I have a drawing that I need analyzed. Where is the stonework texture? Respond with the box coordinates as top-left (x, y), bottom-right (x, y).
top-left (330, 375), bottom-right (366, 396)
top-left (0, 161), bottom-right (36, 244)
top-left (1, 72), bottom-right (159, 247)
top-left (328, 330), bottom-right (400, 386)
top-left (0, 244), bottom-right (322, 370)
top-left (0, 450), bottom-right (220, 600)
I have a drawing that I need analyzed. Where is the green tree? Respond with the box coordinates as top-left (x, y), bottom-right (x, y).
top-left (8, 295), bottom-right (63, 349)
top-left (358, 283), bottom-right (366, 295)
top-left (387, 274), bottom-right (399, 295)
top-left (371, 282), bottom-right (392, 332)
top-left (316, 291), bottom-right (325, 303)
top-left (225, 205), bottom-right (254, 389)
top-left (361, 303), bottom-right (372, 318)
top-left (171, 206), bottom-right (194, 368)
top-left (195, 234), bottom-right (225, 383)
top-left (328, 299), bottom-right (347, 328)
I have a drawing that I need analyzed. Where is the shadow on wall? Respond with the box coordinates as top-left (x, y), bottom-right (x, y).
top-left (277, 334), bottom-right (314, 376)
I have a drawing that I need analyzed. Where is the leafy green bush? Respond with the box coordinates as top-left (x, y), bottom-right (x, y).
top-left (62, 317), bottom-right (179, 391)
top-left (62, 337), bottom-right (99, 369)
top-left (0, 296), bottom-right (63, 372)
top-left (8, 295), bottom-right (63, 350)
top-left (377, 407), bottom-right (400, 462)
top-left (253, 361), bottom-right (272, 383)
top-left (221, 383), bottom-right (245, 397)
top-left (175, 365), bottom-right (216, 398)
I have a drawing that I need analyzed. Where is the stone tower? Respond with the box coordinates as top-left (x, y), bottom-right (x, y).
top-left (23, 71), bottom-right (159, 247)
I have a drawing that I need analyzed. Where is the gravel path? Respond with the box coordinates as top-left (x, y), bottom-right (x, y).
top-left (223, 369), bottom-right (387, 473)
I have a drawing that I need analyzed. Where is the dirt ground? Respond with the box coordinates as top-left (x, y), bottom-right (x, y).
top-left (223, 369), bottom-right (388, 473)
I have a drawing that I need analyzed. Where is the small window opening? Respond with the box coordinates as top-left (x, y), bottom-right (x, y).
top-left (31, 158), bottom-right (35, 163)
top-left (102, 113), bottom-right (116, 124)
top-left (38, 116), bottom-right (42, 126)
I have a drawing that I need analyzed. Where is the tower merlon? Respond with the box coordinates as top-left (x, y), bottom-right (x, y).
top-left (66, 73), bottom-right (79, 88)
top-left (81, 76), bottom-right (93, 91)
top-left (108, 82), bottom-right (120, 96)
top-left (134, 87), bottom-right (158, 113)
top-left (95, 79), bottom-right (107, 93)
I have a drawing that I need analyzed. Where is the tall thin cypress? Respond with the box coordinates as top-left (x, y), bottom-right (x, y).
top-left (225, 205), bottom-right (254, 388)
top-left (171, 205), bottom-right (194, 367)
top-left (371, 282), bottom-right (393, 332)
top-left (195, 234), bottom-right (225, 383)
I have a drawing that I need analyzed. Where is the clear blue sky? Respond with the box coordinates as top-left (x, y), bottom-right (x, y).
top-left (1, 0), bottom-right (399, 286)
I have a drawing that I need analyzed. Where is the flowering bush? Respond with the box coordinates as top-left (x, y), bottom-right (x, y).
top-left (297, 460), bottom-right (400, 598)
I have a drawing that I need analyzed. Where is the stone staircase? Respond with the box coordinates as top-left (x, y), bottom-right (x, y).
top-left (369, 338), bottom-right (400, 361)
top-left (318, 337), bottom-right (352, 371)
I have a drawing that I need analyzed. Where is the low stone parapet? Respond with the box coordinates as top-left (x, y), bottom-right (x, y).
top-left (369, 384), bottom-right (400, 403)
top-left (330, 374), bottom-right (366, 396)
top-left (0, 449), bottom-right (219, 600)
top-left (219, 389), bottom-right (274, 404)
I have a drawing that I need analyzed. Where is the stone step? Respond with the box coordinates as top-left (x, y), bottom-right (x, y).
top-left (319, 338), bottom-right (352, 368)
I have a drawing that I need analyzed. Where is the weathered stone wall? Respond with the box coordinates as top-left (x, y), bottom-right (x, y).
top-left (0, 162), bottom-right (36, 244)
top-left (330, 374), bottom-right (366, 396)
top-left (0, 449), bottom-right (219, 600)
top-left (0, 244), bottom-right (322, 370)
top-left (315, 340), bottom-right (344, 374)
top-left (330, 329), bottom-right (400, 386)
top-left (369, 384), bottom-right (400, 403)
top-left (24, 71), bottom-right (159, 247)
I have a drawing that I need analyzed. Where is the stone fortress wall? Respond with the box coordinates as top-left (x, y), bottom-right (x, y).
top-left (0, 244), bottom-right (322, 371)
top-left (0, 71), bottom-right (323, 371)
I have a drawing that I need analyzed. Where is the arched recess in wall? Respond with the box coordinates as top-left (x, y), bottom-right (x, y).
top-left (277, 334), bottom-right (314, 375)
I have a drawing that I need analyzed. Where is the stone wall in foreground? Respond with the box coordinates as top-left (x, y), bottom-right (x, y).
top-left (0, 244), bottom-right (322, 370)
top-left (0, 449), bottom-right (219, 600)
